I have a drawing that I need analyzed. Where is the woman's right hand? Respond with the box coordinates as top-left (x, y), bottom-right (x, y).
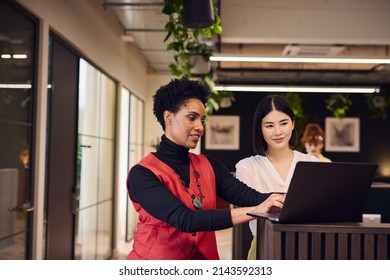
top-left (231, 193), bottom-right (286, 226)
top-left (253, 193), bottom-right (285, 215)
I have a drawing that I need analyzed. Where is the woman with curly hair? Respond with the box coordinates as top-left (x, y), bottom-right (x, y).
top-left (126, 78), bottom-right (285, 260)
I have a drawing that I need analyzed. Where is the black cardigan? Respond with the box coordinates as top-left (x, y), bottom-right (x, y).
top-left (128, 135), bottom-right (270, 233)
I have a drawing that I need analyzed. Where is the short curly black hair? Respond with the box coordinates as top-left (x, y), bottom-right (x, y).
top-left (153, 78), bottom-right (210, 130)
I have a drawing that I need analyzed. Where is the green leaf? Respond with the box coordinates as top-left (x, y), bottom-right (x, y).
top-left (214, 25), bottom-right (223, 34)
top-left (207, 98), bottom-right (219, 111)
top-left (165, 21), bottom-right (175, 30)
top-left (164, 31), bottom-right (172, 42)
top-left (162, 5), bottom-right (172, 15)
top-left (202, 28), bottom-right (212, 37)
top-left (166, 42), bottom-right (175, 51)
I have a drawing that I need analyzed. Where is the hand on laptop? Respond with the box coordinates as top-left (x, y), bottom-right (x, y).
top-left (254, 193), bottom-right (285, 214)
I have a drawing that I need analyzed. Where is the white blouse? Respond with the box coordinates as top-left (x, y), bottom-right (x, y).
top-left (235, 150), bottom-right (319, 235)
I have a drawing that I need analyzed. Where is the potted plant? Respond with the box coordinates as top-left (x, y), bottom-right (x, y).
top-left (162, 0), bottom-right (234, 115)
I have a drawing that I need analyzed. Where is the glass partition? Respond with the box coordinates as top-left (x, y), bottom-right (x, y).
top-left (126, 94), bottom-right (144, 241)
top-left (75, 59), bottom-right (116, 259)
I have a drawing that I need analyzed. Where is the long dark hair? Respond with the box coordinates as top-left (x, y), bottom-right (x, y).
top-left (252, 95), bottom-right (297, 155)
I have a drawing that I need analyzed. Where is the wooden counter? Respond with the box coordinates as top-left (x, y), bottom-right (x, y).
top-left (256, 219), bottom-right (390, 260)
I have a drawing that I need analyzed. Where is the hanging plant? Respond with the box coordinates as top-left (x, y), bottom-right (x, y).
top-left (325, 93), bottom-right (352, 118)
top-left (282, 92), bottom-right (304, 119)
top-left (281, 92), bottom-right (309, 151)
top-left (162, 0), bottom-right (234, 115)
top-left (365, 92), bottom-right (390, 119)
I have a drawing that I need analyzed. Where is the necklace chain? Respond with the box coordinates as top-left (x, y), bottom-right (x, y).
top-left (159, 155), bottom-right (205, 210)
top-left (188, 159), bottom-right (205, 209)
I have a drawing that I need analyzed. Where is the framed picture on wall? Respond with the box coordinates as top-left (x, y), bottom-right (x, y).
top-left (325, 117), bottom-right (360, 152)
top-left (205, 115), bottom-right (240, 150)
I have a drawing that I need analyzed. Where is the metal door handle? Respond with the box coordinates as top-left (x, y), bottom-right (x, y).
top-left (72, 193), bottom-right (80, 213)
top-left (8, 201), bottom-right (34, 212)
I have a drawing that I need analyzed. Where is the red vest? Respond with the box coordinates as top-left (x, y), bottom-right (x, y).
top-left (127, 153), bottom-right (219, 260)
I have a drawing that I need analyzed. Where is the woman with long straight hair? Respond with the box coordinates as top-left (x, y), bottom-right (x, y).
top-left (235, 95), bottom-right (319, 259)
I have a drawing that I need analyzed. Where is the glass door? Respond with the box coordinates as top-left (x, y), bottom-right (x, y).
top-left (75, 59), bottom-right (116, 259)
top-left (0, 0), bottom-right (37, 260)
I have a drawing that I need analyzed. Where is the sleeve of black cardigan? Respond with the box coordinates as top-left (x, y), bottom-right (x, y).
top-left (205, 155), bottom-right (271, 206)
top-left (128, 164), bottom-right (233, 232)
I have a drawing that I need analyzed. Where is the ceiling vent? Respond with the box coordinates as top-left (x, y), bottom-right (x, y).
top-left (282, 45), bottom-right (345, 56)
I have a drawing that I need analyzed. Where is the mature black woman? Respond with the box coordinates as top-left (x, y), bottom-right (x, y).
top-left (126, 78), bottom-right (285, 260)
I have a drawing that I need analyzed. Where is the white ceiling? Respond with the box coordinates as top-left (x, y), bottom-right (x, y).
top-left (102, 0), bottom-right (390, 86)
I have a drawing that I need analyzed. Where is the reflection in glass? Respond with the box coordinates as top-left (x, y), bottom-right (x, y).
top-left (96, 201), bottom-right (113, 260)
top-left (78, 60), bottom-right (100, 137)
top-left (76, 59), bottom-right (116, 259)
top-left (74, 206), bottom-right (97, 260)
top-left (78, 135), bottom-right (98, 208)
top-left (126, 94), bottom-right (144, 242)
top-left (98, 139), bottom-right (114, 201)
top-left (100, 77), bottom-right (116, 139)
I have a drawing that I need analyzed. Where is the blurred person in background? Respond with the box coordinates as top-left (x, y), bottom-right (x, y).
top-left (301, 123), bottom-right (332, 162)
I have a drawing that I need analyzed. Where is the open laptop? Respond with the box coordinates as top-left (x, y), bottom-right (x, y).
top-left (247, 161), bottom-right (378, 223)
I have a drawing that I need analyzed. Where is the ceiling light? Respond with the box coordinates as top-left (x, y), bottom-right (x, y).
top-left (0, 84), bottom-right (32, 89)
top-left (13, 54), bottom-right (28, 59)
top-left (1, 54), bottom-right (11, 59)
top-left (210, 54), bottom-right (390, 64)
top-left (213, 85), bottom-right (380, 94)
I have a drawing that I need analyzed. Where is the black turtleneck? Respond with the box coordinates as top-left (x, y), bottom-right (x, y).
top-left (128, 135), bottom-right (270, 233)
